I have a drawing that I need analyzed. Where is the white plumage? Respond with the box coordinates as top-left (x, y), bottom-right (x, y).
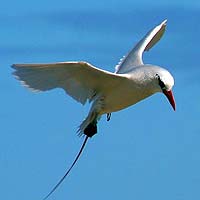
top-left (12, 19), bottom-right (175, 136)
top-left (12, 61), bottom-right (126, 105)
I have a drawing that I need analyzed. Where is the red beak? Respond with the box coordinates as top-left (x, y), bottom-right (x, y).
top-left (163, 90), bottom-right (176, 111)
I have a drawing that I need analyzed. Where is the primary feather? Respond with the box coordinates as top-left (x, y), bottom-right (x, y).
top-left (12, 62), bottom-right (125, 105)
top-left (115, 20), bottom-right (167, 74)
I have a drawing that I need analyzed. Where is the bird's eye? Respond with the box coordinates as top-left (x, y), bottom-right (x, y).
top-left (156, 74), bottom-right (166, 90)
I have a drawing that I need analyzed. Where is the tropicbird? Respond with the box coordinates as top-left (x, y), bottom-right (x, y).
top-left (12, 19), bottom-right (175, 199)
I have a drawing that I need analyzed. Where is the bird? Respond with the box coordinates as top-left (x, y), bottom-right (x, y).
top-left (12, 19), bottom-right (175, 199)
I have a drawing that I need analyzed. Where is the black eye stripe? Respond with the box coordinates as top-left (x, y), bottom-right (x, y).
top-left (156, 74), bottom-right (166, 89)
top-left (159, 79), bottom-right (165, 89)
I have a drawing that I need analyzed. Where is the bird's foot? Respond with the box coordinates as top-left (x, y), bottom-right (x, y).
top-left (107, 113), bottom-right (111, 121)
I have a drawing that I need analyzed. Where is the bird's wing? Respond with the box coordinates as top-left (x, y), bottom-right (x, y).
top-left (115, 20), bottom-right (167, 74)
top-left (12, 61), bottom-right (126, 105)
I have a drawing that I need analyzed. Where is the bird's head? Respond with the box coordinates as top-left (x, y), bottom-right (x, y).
top-left (154, 68), bottom-right (176, 111)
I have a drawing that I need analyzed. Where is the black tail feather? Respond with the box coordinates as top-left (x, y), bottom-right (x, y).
top-left (42, 136), bottom-right (89, 200)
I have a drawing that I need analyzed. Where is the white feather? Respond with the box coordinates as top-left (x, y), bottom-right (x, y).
top-left (115, 20), bottom-right (167, 74)
top-left (12, 61), bottom-right (126, 105)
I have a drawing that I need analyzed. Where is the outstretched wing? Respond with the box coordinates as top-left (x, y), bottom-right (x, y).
top-left (115, 20), bottom-right (167, 74)
top-left (12, 61), bottom-right (125, 105)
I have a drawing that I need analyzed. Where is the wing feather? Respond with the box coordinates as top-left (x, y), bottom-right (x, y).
top-left (115, 20), bottom-right (167, 74)
top-left (12, 61), bottom-right (125, 105)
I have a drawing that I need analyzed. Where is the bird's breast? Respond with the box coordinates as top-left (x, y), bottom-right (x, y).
top-left (100, 83), bottom-right (154, 114)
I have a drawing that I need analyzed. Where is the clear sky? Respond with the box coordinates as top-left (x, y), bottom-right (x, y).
top-left (1, 0), bottom-right (200, 200)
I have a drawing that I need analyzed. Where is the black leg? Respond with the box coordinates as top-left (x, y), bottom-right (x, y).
top-left (107, 113), bottom-right (111, 121)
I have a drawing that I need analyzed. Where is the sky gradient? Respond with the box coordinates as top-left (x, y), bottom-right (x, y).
top-left (1, 1), bottom-right (200, 200)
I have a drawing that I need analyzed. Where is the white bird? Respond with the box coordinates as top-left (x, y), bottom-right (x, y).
top-left (12, 19), bottom-right (175, 199)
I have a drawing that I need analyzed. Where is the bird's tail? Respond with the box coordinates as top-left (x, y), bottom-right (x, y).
top-left (77, 111), bottom-right (100, 137)
top-left (42, 135), bottom-right (89, 200)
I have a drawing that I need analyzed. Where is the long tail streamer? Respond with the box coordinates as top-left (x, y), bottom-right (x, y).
top-left (43, 135), bottom-right (89, 200)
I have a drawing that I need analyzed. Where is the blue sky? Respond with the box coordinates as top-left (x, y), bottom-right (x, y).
top-left (1, 0), bottom-right (200, 200)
